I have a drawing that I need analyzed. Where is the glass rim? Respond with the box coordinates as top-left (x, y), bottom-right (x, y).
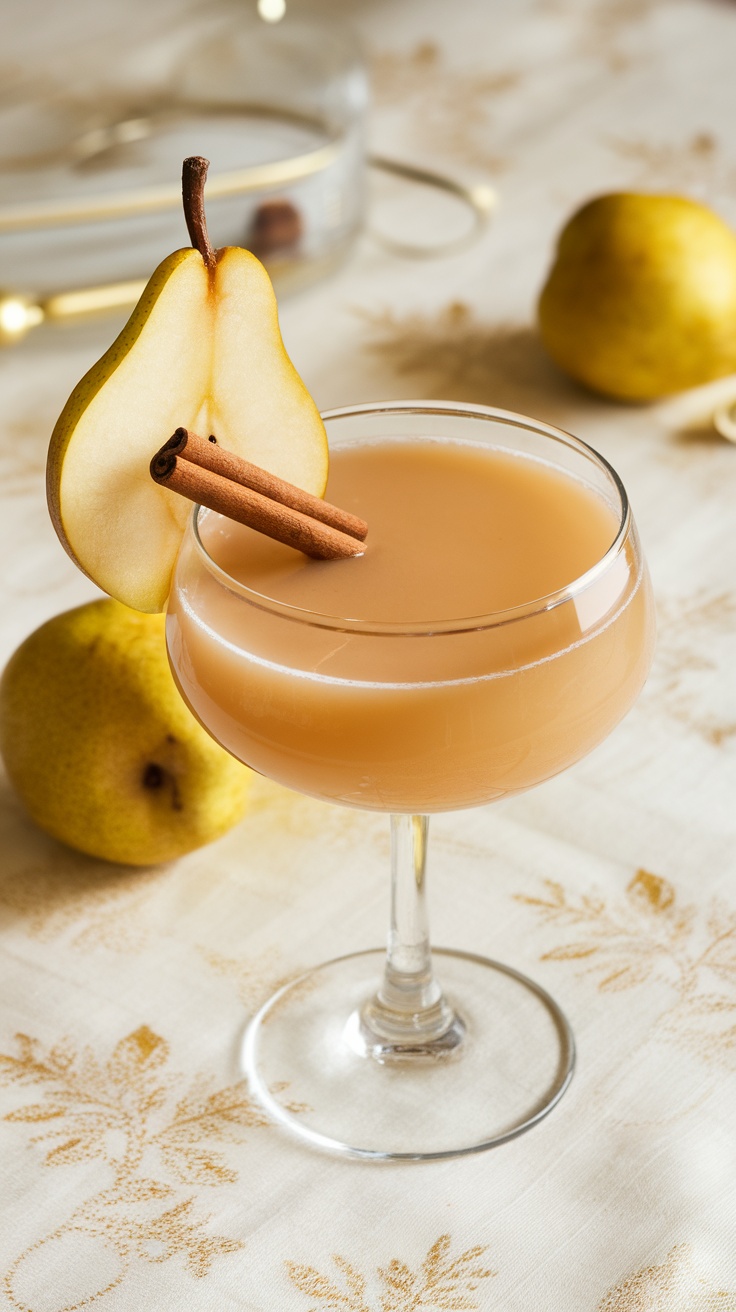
top-left (188, 400), bottom-right (632, 638)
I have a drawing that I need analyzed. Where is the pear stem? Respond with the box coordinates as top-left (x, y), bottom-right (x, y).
top-left (182, 156), bottom-right (216, 271)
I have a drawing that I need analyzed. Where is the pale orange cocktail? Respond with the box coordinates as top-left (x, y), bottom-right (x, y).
top-left (168, 433), bottom-right (651, 813)
top-left (165, 402), bottom-right (655, 1159)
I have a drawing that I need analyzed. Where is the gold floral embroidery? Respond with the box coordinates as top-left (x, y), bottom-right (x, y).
top-left (0, 1024), bottom-right (263, 1309)
top-left (0, 413), bottom-right (73, 596)
top-left (598, 1243), bottom-right (736, 1310)
top-left (0, 773), bottom-right (380, 957)
top-left (246, 772), bottom-right (383, 846)
top-left (201, 946), bottom-right (293, 1013)
top-left (0, 841), bottom-right (168, 951)
top-left (371, 42), bottom-right (517, 170)
top-left (573, 0), bottom-right (663, 71)
top-left (201, 951), bottom-right (324, 1049)
top-left (647, 591), bottom-right (736, 746)
top-left (358, 304), bottom-right (567, 414)
top-left (517, 871), bottom-right (736, 1065)
top-left (0, 417), bottom-right (46, 491)
top-left (606, 131), bottom-right (735, 194)
top-left (287, 1234), bottom-right (496, 1311)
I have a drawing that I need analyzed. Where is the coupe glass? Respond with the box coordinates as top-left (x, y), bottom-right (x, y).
top-left (166, 402), bottom-right (655, 1160)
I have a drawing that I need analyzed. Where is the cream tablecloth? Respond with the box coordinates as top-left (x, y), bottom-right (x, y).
top-left (1, 0), bottom-right (736, 1308)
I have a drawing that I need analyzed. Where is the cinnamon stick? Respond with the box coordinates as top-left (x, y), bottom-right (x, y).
top-left (155, 428), bottom-right (368, 541)
top-left (150, 448), bottom-right (364, 561)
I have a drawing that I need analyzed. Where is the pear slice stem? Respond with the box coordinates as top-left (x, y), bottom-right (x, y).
top-left (182, 156), bottom-right (216, 271)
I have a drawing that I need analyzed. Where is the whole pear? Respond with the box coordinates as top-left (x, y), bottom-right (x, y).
top-left (538, 192), bottom-right (736, 401)
top-left (0, 600), bottom-right (250, 865)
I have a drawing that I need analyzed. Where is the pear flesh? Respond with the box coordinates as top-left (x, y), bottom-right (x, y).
top-left (538, 193), bottom-right (736, 401)
top-left (48, 247), bottom-right (328, 613)
top-left (0, 600), bottom-right (251, 866)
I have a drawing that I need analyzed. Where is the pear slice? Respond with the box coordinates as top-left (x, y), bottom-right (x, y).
top-left (48, 236), bottom-right (327, 613)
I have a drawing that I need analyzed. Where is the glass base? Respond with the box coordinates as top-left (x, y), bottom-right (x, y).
top-left (241, 948), bottom-right (575, 1160)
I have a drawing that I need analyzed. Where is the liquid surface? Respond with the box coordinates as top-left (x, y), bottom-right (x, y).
top-left (202, 440), bottom-right (619, 623)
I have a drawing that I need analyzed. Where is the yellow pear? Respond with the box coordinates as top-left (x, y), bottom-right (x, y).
top-left (538, 192), bottom-right (736, 401)
top-left (47, 157), bottom-right (328, 613)
top-left (0, 600), bottom-right (251, 866)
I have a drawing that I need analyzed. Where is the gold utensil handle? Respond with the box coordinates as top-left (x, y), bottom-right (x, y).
top-left (368, 155), bottom-right (497, 259)
top-left (0, 281), bottom-right (148, 344)
top-left (0, 160), bottom-right (497, 344)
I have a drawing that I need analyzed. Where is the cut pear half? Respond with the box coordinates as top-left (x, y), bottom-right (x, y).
top-left (47, 246), bottom-right (328, 613)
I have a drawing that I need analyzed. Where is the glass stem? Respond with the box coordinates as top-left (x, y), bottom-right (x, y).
top-left (381, 814), bottom-right (440, 1013)
top-left (359, 815), bottom-right (463, 1053)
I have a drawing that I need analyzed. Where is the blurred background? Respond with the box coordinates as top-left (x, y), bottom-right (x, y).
top-left (4, 0), bottom-right (734, 336)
